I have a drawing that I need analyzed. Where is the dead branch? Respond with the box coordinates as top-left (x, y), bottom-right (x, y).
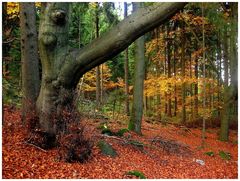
top-left (24, 141), bottom-right (47, 152)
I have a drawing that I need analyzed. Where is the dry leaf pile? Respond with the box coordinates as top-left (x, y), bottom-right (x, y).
top-left (2, 106), bottom-right (238, 179)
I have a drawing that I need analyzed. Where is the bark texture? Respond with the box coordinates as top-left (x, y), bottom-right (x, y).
top-left (95, 2), bottom-right (101, 108)
top-left (37, 3), bottom-right (71, 134)
top-left (20, 3), bottom-right (40, 124)
top-left (36, 2), bottom-right (187, 135)
top-left (124, 2), bottom-right (130, 116)
top-left (128, 2), bottom-right (145, 135)
top-left (220, 3), bottom-right (238, 141)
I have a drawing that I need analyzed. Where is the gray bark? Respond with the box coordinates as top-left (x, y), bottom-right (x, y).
top-left (181, 33), bottom-right (186, 124)
top-left (36, 2), bottom-right (187, 135)
top-left (95, 3), bottom-right (101, 108)
top-left (124, 2), bottom-right (130, 116)
top-left (220, 3), bottom-right (238, 141)
top-left (128, 2), bottom-right (145, 135)
top-left (20, 3), bottom-right (40, 124)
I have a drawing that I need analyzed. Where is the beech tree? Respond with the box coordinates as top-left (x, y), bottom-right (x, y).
top-left (124, 2), bottom-right (130, 116)
top-left (36, 2), bottom-right (187, 136)
top-left (20, 3), bottom-right (40, 124)
top-left (128, 2), bottom-right (145, 134)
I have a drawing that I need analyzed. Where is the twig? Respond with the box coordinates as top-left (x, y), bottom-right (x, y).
top-left (98, 134), bottom-right (128, 144)
top-left (24, 141), bottom-right (47, 152)
top-left (3, 38), bottom-right (16, 44)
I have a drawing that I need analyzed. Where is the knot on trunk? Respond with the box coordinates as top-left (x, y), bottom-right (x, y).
top-left (51, 10), bottom-right (66, 25)
top-left (41, 32), bottom-right (57, 49)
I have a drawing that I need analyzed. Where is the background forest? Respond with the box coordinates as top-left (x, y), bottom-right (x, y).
top-left (2, 2), bottom-right (238, 179)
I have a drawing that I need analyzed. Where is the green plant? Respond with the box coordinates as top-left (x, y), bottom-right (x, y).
top-left (101, 128), bottom-right (114, 136)
top-left (205, 151), bottom-right (214, 157)
top-left (97, 140), bottom-right (117, 157)
top-left (219, 150), bottom-right (231, 160)
top-left (126, 170), bottom-right (146, 179)
top-left (116, 128), bottom-right (129, 137)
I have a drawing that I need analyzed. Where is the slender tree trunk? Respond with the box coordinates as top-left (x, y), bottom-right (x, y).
top-left (173, 38), bottom-right (177, 117)
top-left (201, 3), bottom-right (206, 147)
top-left (95, 3), bottom-right (101, 108)
top-left (128, 2), bottom-right (145, 135)
top-left (181, 31), bottom-right (186, 124)
top-left (193, 43), bottom-right (198, 121)
top-left (100, 64), bottom-right (104, 103)
top-left (164, 27), bottom-right (168, 115)
top-left (20, 3), bottom-right (40, 125)
top-left (189, 53), bottom-right (193, 122)
top-left (217, 32), bottom-right (222, 118)
top-left (167, 25), bottom-right (172, 117)
top-left (124, 2), bottom-right (130, 116)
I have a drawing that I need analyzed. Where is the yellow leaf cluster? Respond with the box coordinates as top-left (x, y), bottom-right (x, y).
top-left (89, 2), bottom-right (97, 9)
top-left (6, 2), bottom-right (41, 19)
top-left (7, 2), bottom-right (19, 19)
top-left (81, 64), bottom-right (120, 92)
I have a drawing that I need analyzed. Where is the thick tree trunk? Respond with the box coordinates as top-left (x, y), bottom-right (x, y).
top-left (229, 2), bottom-right (238, 112)
top-left (220, 3), bottom-right (238, 141)
top-left (2, 2), bottom-right (10, 79)
top-left (58, 2), bottom-right (187, 88)
top-left (220, 26), bottom-right (230, 141)
top-left (36, 3), bottom-right (71, 135)
top-left (36, 2), bottom-right (187, 135)
top-left (128, 2), bottom-right (145, 135)
top-left (20, 3), bottom-right (40, 124)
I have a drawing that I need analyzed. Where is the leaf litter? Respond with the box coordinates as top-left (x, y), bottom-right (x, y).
top-left (2, 106), bottom-right (238, 179)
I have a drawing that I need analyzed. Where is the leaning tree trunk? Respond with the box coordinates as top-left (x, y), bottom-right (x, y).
top-left (36, 2), bottom-right (187, 136)
top-left (20, 2), bottom-right (40, 125)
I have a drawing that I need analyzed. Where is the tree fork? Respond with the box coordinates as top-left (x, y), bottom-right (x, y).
top-left (36, 2), bottom-right (187, 135)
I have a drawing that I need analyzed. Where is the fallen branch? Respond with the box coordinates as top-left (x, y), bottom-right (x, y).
top-left (24, 141), bottom-right (47, 152)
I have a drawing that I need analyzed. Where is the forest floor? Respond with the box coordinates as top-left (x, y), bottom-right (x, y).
top-left (2, 106), bottom-right (238, 179)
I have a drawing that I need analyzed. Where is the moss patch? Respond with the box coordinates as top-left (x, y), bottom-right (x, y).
top-left (126, 170), bottom-right (146, 179)
top-left (97, 140), bottom-right (117, 157)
